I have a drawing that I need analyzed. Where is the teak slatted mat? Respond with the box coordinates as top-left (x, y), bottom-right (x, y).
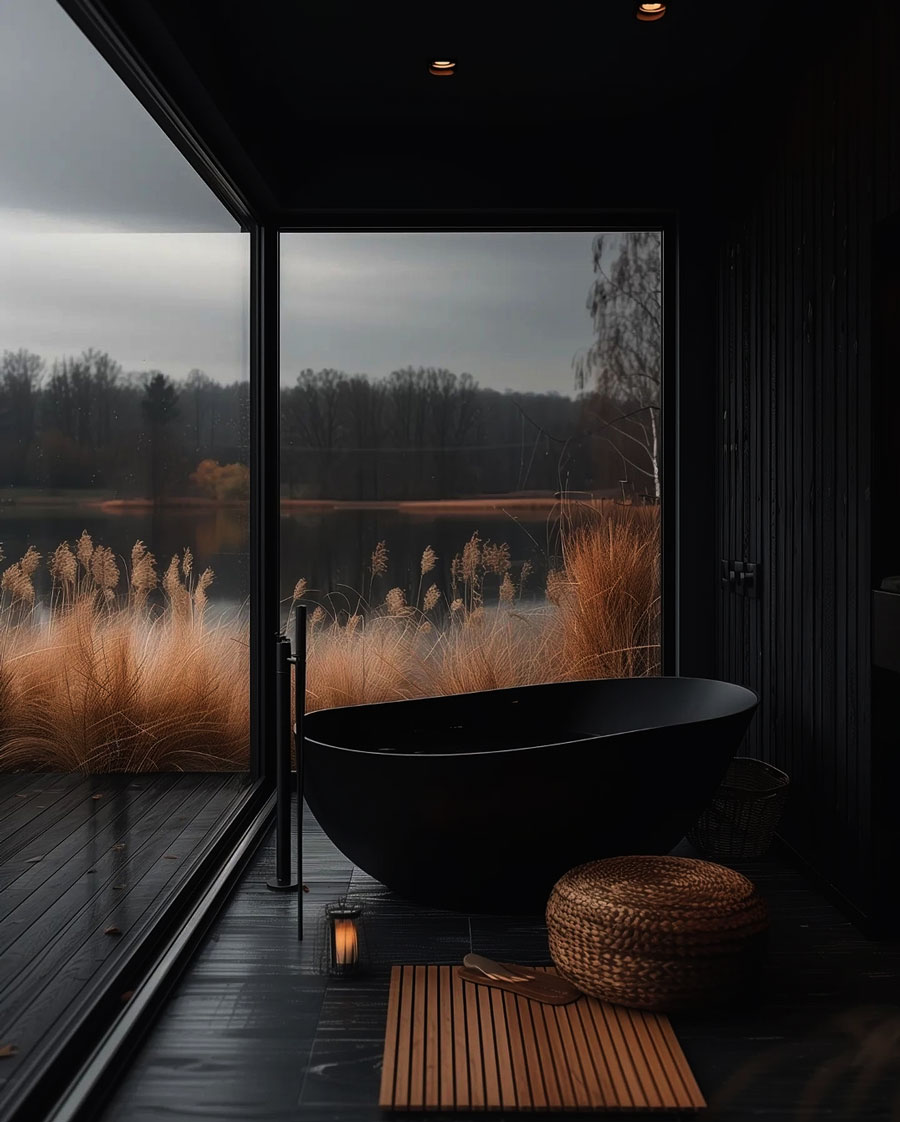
top-left (379, 966), bottom-right (706, 1113)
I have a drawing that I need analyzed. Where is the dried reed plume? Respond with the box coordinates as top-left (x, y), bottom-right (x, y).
top-left (91, 545), bottom-right (120, 593)
top-left (482, 541), bottom-right (511, 575)
top-left (1, 560), bottom-right (35, 606)
top-left (130, 541), bottom-right (158, 607)
top-left (370, 541), bottom-right (389, 577)
top-left (384, 587), bottom-right (408, 616)
top-left (461, 532), bottom-right (481, 583)
top-left (76, 530), bottom-right (94, 570)
top-left (420, 545), bottom-right (437, 575)
top-left (50, 543), bottom-right (78, 599)
top-left (193, 568), bottom-right (214, 614)
top-left (20, 546), bottom-right (41, 577)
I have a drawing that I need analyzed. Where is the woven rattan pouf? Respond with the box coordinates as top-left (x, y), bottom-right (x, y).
top-left (546, 855), bottom-right (768, 1012)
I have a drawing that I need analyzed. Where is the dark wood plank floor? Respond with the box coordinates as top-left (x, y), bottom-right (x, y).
top-left (98, 807), bottom-right (900, 1121)
top-left (0, 771), bottom-right (248, 1119)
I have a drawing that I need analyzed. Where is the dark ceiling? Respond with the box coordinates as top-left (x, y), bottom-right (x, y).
top-left (72, 0), bottom-right (848, 215)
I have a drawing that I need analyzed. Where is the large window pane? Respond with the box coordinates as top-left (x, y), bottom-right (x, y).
top-left (0, 0), bottom-right (250, 772)
top-left (280, 231), bottom-right (661, 708)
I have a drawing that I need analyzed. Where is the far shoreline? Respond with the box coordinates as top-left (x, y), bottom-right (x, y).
top-left (1, 493), bottom-right (623, 515)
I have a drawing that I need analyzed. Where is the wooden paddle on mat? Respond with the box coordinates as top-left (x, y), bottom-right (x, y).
top-left (458, 953), bottom-right (581, 1005)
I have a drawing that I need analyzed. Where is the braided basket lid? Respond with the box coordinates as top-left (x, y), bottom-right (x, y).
top-left (547, 856), bottom-right (768, 955)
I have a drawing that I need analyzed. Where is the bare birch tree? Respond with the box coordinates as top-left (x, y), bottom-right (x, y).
top-left (573, 231), bottom-right (662, 500)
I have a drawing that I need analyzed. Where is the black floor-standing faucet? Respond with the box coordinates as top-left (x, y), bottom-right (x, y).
top-left (294, 603), bottom-right (307, 940)
top-left (266, 632), bottom-right (297, 894)
top-left (265, 603), bottom-right (307, 942)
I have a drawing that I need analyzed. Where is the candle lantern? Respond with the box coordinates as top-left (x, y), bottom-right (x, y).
top-left (325, 900), bottom-right (366, 977)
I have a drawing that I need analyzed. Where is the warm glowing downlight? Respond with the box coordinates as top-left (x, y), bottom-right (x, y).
top-left (429, 59), bottom-right (456, 76)
top-left (637, 2), bottom-right (666, 20)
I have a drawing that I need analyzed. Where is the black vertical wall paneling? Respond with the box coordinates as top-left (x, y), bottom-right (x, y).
top-left (868, 2), bottom-right (899, 924)
top-left (790, 99), bottom-right (804, 840)
top-left (766, 159), bottom-right (779, 785)
top-left (856, 11), bottom-right (875, 910)
top-left (748, 203), bottom-right (761, 745)
top-left (741, 214), bottom-right (754, 725)
top-left (800, 60), bottom-right (817, 863)
top-left (812, 51), bottom-right (824, 876)
top-left (722, 236), bottom-right (736, 686)
top-left (816, 40), bottom-right (837, 885)
top-left (772, 151), bottom-right (785, 801)
top-left (717, 242), bottom-right (728, 688)
top-left (715, 0), bottom-right (900, 923)
top-left (830, 41), bottom-right (843, 893)
top-left (720, 241), bottom-right (729, 686)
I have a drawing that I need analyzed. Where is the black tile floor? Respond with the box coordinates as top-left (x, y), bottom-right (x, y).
top-left (99, 806), bottom-right (900, 1121)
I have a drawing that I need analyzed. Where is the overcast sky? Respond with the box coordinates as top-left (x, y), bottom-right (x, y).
top-left (0, 0), bottom-right (618, 394)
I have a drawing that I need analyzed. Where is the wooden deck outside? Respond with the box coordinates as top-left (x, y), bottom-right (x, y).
top-left (0, 771), bottom-right (248, 1120)
top-left (97, 806), bottom-right (900, 1122)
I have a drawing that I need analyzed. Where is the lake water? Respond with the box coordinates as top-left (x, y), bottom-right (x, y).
top-left (0, 503), bottom-right (566, 618)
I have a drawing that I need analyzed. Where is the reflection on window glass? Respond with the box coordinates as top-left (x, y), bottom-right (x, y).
top-left (0, 0), bottom-right (250, 772)
top-left (280, 231), bottom-right (661, 710)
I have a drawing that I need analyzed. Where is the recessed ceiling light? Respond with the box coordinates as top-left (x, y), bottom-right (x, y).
top-left (636, 2), bottom-right (666, 20)
top-left (429, 60), bottom-right (456, 77)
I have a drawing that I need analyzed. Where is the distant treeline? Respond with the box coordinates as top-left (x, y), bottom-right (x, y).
top-left (0, 348), bottom-right (248, 497)
top-left (281, 367), bottom-right (656, 501)
top-left (0, 348), bottom-right (657, 501)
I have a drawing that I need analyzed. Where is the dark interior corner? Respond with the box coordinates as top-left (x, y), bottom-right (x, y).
top-left (1, 0), bottom-right (899, 1118)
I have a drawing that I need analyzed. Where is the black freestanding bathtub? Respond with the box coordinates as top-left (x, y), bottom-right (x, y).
top-left (303, 676), bottom-right (758, 914)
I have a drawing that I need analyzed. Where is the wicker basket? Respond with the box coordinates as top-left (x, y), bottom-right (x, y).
top-left (546, 855), bottom-right (768, 1011)
top-left (687, 757), bottom-right (790, 860)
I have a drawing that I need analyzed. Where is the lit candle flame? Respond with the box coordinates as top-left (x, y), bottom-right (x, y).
top-left (334, 917), bottom-right (359, 965)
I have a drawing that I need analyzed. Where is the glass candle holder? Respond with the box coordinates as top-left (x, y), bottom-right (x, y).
top-left (325, 900), bottom-right (364, 977)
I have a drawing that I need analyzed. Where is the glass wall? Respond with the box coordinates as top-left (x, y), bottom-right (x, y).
top-left (0, 0), bottom-right (250, 773)
top-left (280, 231), bottom-right (661, 710)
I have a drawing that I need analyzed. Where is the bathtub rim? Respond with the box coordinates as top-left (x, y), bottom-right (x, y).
top-left (300, 675), bottom-right (759, 760)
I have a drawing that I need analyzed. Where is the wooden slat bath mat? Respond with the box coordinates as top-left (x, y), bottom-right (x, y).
top-left (379, 966), bottom-right (706, 1113)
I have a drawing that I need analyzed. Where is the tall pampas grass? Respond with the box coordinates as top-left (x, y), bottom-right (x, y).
top-left (557, 503), bottom-right (661, 679)
top-left (0, 502), bottom-right (659, 772)
top-left (291, 501), bottom-right (660, 716)
top-left (0, 538), bottom-right (249, 772)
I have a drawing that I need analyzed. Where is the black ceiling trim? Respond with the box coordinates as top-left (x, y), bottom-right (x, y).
top-left (274, 208), bottom-right (675, 231)
top-left (56, 0), bottom-right (275, 227)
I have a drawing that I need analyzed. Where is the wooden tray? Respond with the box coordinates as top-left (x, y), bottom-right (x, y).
top-left (379, 966), bottom-right (706, 1113)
